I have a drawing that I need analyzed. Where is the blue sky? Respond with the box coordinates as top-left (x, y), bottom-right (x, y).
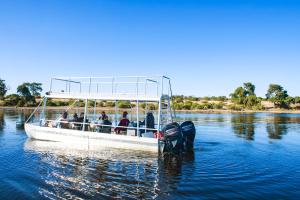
top-left (0, 0), bottom-right (299, 97)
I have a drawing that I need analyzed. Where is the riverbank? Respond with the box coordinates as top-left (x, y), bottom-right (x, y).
top-left (1, 106), bottom-right (300, 114)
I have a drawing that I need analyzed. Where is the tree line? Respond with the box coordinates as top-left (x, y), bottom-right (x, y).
top-left (0, 78), bottom-right (300, 110)
top-left (0, 78), bottom-right (42, 107)
top-left (173, 82), bottom-right (300, 111)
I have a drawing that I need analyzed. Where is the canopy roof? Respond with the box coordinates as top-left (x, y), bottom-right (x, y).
top-left (47, 75), bottom-right (172, 102)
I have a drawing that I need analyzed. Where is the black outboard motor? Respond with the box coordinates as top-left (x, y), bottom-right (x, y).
top-left (161, 122), bottom-right (183, 155)
top-left (180, 121), bottom-right (196, 151)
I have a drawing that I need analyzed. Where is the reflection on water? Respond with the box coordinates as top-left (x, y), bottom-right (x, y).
top-left (1, 109), bottom-right (300, 199)
top-left (266, 116), bottom-right (289, 139)
top-left (231, 114), bottom-right (255, 140)
top-left (0, 111), bottom-right (4, 130)
top-left (25, 139), bottom-right (188, 199)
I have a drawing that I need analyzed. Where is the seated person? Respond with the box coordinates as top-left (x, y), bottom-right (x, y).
top-left (101, 115), bottom-right (112, 133)
top-left (70, 113), bottom-right (81, 129)
top-left (115, 111), bottom-right (130, 134)
top-left (140, 112), bottom-right (155, 134)
top-left (59, 111), bottom-right (69, 129)
top-left (99, 111), bottom-right (108, 121)
top-left (71, 113), bottom-right (79, 122)
top-left (77, 112), bottom-right (89, 130)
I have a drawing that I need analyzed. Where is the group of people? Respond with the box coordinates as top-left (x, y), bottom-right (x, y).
top-left (56, 110), bottom-right (155, 135)
top-left (58, 111), bottom-right (87, 129)
top-left (115, 111), bottom-right (155, 135)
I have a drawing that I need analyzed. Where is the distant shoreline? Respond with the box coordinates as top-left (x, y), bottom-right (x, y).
top-left (1, 106), bottom-right (300, 114)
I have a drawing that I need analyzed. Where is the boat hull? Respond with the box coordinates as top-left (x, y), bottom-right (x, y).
top-left (25, 124), bottom-right (159, 152)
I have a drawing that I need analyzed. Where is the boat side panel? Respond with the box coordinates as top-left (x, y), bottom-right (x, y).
top-left (25, 124), bottom-right (158, 152)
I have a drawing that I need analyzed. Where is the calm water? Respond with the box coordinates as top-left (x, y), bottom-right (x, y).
top-left (0, 109), bottom-right (300, 199)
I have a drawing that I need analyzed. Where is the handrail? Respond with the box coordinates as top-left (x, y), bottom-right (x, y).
top-left (25, 97), bottom-right (44, 123)
top-left (43, 119), bottom-right (159, 132)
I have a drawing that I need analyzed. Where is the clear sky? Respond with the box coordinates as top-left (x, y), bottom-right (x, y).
top-left (0, 0), bottom-right (299, 97)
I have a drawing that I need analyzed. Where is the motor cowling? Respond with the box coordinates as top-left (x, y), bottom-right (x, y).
top-left (161, 122), bottom-right (183, 155)
top-left (180, 121), bottom-right (196, 151)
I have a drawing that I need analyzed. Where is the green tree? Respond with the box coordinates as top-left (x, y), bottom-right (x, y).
top-left (266, 84), bottom-right (289, 108)
top-left (244, 82), bottom-right (255, 96)
top-left (230, 82), bottom-right (260, 109)
top-left (0, 78), bottom-right (8, 99)
top-left (230, 86), bottom-right (247, 104)
top-left (17, 83), bottom-right (32, 100)
top-left (17, 83), bottom-right (37, 106)
top-left (28, 82), bottom-right (42, 97)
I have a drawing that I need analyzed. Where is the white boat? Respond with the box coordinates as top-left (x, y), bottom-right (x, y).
top-left (25, 76), bottom-right (177, 153)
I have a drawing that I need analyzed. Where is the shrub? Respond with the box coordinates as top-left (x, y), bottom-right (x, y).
top-left (295, 97), bottom-right (300, 104)
top-left (213, 103), bottom-right (224, 109)
top-left (173, 103), bottom-right (184, 110)
top-left (17, 99), bottom-right (26, 107)
top-left (227, 104), bottom-right (243, 111)
top-left (118, 101), bottom-right (132, 108)
top-left (105, 101), bottom-right (115, 107)
top-left (252, 104), bottom-right (265, 111)
top-left (4, 94), bottom-right (20, 106)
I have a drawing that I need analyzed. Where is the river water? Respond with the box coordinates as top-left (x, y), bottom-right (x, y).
top-left (0, 109), bottom-right (300, 199)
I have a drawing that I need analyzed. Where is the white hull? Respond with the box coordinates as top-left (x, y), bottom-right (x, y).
top-left (25, 124), bottom-right (159, 152)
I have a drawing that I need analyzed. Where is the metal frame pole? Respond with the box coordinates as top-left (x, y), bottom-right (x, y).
top-left (50, 78), bottom-right (53, 92)
top-left (41, 97), bottom-right (47, 125)
top-left (93, 99), bottom-right (97, 121)
top-left (157, 77), bottom-right (163, 131)
top-left (114, 100), bottom-right (117, 127)
top-left (145, 80), bottom-right (148, 133)
top-left (82, 99), bottom-right (88, 131)
top-left (136, 78), bottom-right (140, 136)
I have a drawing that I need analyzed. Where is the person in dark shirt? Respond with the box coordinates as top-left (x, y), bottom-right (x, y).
top-left (99, 111), bottom-right (108, 121)
top-left (115, 111), bottom-right (130, 134)
top-left (140, 112), bottom-right (155, 134)
top-left (101, 115), bottom-right (112, 133)
top-left (77, 112), bottom-right (89, 130)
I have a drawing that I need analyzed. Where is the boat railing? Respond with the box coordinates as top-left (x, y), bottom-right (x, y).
top-left (39, 119), bottom-right (159, 136)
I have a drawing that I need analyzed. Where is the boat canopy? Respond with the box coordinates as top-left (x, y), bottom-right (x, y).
top-left (47, 75), bottom-right (173, 102)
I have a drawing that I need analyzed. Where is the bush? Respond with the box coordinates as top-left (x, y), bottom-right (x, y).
top-left (252, 104), bottom-right (265, 110)
top-left (47, 100), bottom-right (69, 107)
top-left (4, 94), bottom-right (20, 106)
top-left (295, 97), bottom-right (300, 104)
top-left (227, 104), bottom-right (243, 111)
top-left (244, 95), bottom-right (260, 108)
top-left (17, 99), bottom-right (26, 107)
top-left (202, 103), bottom-right (213, 109)
top-left (118, 101), bottom-right (132, 109)
top-left (213, 103), bottom-right (224, 109)
top-left (105, 101), bottom-right (115, 107)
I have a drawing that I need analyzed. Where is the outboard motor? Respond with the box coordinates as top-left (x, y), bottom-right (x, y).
top-left (161, 122), bottom-right (183, 155)
top-left (180, 121), bottom-right (196, 151)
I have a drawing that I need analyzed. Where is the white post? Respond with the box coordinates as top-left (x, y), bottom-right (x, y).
top-left (114, 100), bottom-right (117, 127)
top-left (157, 97), bottom-right (161, 131)
top-left (93, 99), bottom-right (97, 121)
top-left (136, 78), bottom-right (139, 137)
top-left (145, 80), bottom-right (148, 131)
top-left (40, 97), bottom-right (47, 126)
top-left (42, 97), bottom-right (47, 119)
top-left (82, 99), bottom-right (88, 131)
top-left (157, 77), bottom-right (164, 131)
